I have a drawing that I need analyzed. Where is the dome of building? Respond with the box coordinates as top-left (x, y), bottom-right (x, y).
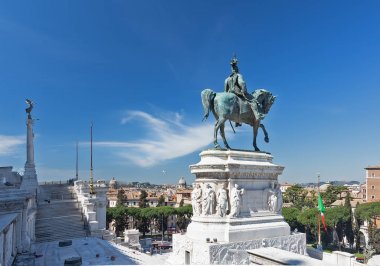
top-left (319, 183), bottom-right (331, 192)
top-left (109, 177), bottom-right (118, 189)
top-left (178, 177), bottom-right (186, 189)
top-left (178, 177), bottom-right (186, 185)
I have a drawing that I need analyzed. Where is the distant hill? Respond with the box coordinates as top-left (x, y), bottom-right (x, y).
top-left (298, 180), bottom-right (361, 187)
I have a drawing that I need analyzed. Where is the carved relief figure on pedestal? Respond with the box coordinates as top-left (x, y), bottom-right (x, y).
top-left (268, 182), bottom-right (283, 214)
top-left (191, 183), bottom-right (202, 216)
top-left (267, 182), bottom-right (276, 212)
top-left (217, 183), bottom-right (229, 217)
top-left (229, 184), bottom-right (244, 217)
top-left (202, 183), bottom-right (216, 215)
top-left (274, 183), bottom-right (283, 214)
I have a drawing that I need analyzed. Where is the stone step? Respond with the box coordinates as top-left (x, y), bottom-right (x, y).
top-left (35, 234), bottom-right (88, 243)
top-left (35, 184), bottom-right (88, 243)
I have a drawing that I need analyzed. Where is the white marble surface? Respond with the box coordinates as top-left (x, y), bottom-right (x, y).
top-left (33, 237), bottom-right (169, 266)
top-left (248, 247), bottom-right (332, 265)
top-left (368, 254), bottom-right (380, 266)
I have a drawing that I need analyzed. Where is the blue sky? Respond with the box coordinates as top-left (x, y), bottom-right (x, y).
top-left (1, 1), bottom-right (380, 184)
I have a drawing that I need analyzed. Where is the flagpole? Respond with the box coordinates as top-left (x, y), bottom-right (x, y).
top-left (317, 173), bottom-right (321, 248)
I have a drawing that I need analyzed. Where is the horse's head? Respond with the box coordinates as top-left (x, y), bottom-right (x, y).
top-left (263, 93), bottom-right (276, 114)
top-left (252, 89), bottom-right (276, 114)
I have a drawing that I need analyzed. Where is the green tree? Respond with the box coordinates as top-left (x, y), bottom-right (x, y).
top-left (368, 221), bottom-right (380, 255)
top-left (325, 206), bottom-right (350, 250)
top-left (304, 190), bottom-right (318, 208)
top-left (137, 190), bottom-right (150, 236)
top-left (157, 195), bottom-right (165, 207)
top-left (355, 202), bottom-right (380, 221)
top-left (139, 190), bottom-right (149, 208)
top-left (116, 188), bottom-right (126, 207)
top-left (321, 185), bottom-right (347, 207)
top-left (356, 202), bottom-right (380, 254)
top-left (284, 184), bottom-right (308, 209)
top-left (343, 193), bottom-right (355, 248)
top-left (156, 206), bottom-right (176, 240)
top-left (282, 207), bottom-right (303, 232)
top-left (106, 206), bottom-right (128, 236)
top-left (297, 208), bottom-right (319, 243)
top-left (176, 204), bottom-right (193, 231)
top-left (353, 202), bottom-right (362, 252)
top-left (125, 207), bottom-right (141, 229)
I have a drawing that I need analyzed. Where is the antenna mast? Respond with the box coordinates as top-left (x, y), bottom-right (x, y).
top-left (76, 141), bottom-right (79, 180)
top-left (89, 123), bottom-right (95, 194)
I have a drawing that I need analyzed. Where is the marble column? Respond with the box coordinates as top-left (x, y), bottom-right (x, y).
top-left (21, 116), bottom-right (39, 195)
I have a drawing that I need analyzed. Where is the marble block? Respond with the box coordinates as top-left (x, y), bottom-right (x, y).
top-left (187, 150), bottom-right (289, 243)
top-left (169, 149), bottom-right (296, 265)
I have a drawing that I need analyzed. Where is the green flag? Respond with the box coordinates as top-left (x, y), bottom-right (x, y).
top-left (318, 194), bottom-right (325, 213)
top-left (318, 193), bottom-right (327, 231)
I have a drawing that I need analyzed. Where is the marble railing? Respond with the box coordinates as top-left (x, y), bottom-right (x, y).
top-left (0, 213), bottom-right (18, 266)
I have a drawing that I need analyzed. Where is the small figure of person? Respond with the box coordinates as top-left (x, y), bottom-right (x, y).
top-left (203, 183), bottom-right (216, 215)
top-left (224, 56), bottom-right (249, 100)
top-left (229, 184), bottom-right (244, 218)
top-left (274, 183), bottom-right (283, 214)
top-left (267, 181), bottom-right (276, 212)
top-left (224, 56), bottom-right (263, 126)
top-left (224, 56), bottom-right (250, 127)
top-left (191, 183), bottom-right (202, 216)
top-left (217, 183), bottom-right (229, 217)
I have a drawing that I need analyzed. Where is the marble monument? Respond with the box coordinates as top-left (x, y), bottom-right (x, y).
top-left (168, 150), bottom-right (306, 265)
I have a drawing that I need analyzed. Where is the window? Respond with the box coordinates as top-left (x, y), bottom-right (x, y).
top-left (372, 195), bottom-right (375, 199)
top-left (372, 173), bottom-right (375, 177)
top-left (372, 186), bottom-right (375, 189)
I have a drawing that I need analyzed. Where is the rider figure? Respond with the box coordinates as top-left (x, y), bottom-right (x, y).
top-left (224, 56), bottom-right (252, 127)
top-left (224, 56), bottom-right (250, 99)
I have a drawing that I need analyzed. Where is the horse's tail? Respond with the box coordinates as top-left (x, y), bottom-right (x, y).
top-left (201, 89), bottom-right (216, 121)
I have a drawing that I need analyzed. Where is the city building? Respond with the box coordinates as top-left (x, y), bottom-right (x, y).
top-left (280, 182), bottom-right (293, 193)
top-left (365, 165), bottom-right (380, 202)
top-left (361, 183), bottom-right (367, 201)
top-left (175, 177), bottom-right (192, 207)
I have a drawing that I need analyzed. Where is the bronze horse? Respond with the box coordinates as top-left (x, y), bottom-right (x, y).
top-left (201, 89), bottom-right (276, 151)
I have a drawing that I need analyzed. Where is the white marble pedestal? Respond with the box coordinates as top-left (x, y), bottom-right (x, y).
top-left (168, 149), bottom-right (306, 264)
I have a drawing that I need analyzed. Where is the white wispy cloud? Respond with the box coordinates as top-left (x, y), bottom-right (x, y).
top-left (0, 135), bottom-right (25, 155)
top-left (93, 111), bottom-right (214, 167)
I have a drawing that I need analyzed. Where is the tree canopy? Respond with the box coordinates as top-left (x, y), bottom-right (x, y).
top-left (283, 184), bottom-right (308, 209)
top-left (355, 202), bottom-right (380, 221)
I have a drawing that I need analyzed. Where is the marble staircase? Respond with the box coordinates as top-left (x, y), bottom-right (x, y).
top-left (35, 185), bottom-right (88, 243)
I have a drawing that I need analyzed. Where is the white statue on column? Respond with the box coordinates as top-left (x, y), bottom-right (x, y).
top-left (202, 183), bottom-right (216, 215)
top-left (217, 183), bottom-right (228, 217)
top-left (229, 184), bottom-right (244, 218)
top-left (191, 183), bottom-right (202, 216)
top-left (21, 98), bottom-right (39, 195)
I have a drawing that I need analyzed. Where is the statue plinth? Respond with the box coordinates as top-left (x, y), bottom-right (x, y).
top-left (187, 149), bottom-right (289, 242)
top-left (168, 149), bottom-right (306, 265)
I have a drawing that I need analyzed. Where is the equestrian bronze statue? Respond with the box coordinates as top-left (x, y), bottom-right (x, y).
top-left (201, 56), bottom-right (276, 151)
